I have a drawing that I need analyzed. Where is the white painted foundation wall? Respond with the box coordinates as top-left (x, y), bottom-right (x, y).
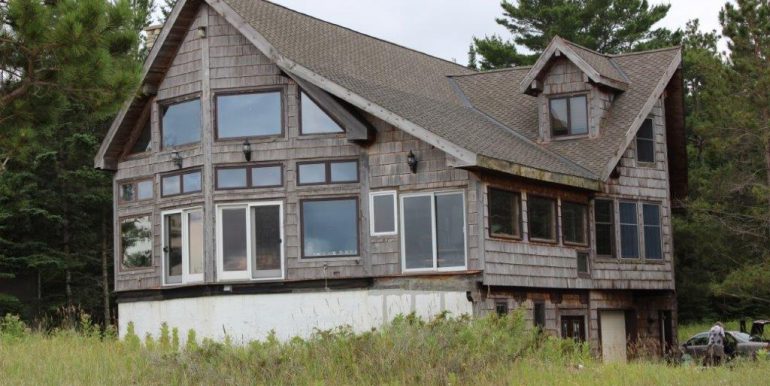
top-left (118, 289), bottom-right (473, 343)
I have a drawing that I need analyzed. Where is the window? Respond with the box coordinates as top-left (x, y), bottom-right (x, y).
top-left (577, 252), bottom-right (589, 276)
top-left (216, 202), bottom-right (284, 280)
top-left (488, 188), bottom-right (521, 239)
top-left (161, 170), bottom-right (202, 197)
top-left (534, 303), bottom-right (546, 330)
top-left (162, 208), bottom-right (204, 285)
top-left (120, 179), bottom-right (154, 203)
top-left (216, 91), bottom-right (282, 139)
top-left (161, 98), bottom-right (201, 148)
top-left (619, 202), bottom-right (639, 258)
top-left (300, 92), bottom-right (344, 134)
top-left (401, 192), bottom-right (466, 271)
top-left (297, 160), bottom-right (358, 185)
top-left (301, 198), bottom-right (359, 258)
top-left (561, 315), bottom-right (586, 342)
top-left (550, 95), bottom-right (588, 137)
top-left (562, 202), bottom-right (588, 245)
top-left (594, 199), bottom-right (615, 257)
top-left (370, 191), bottom-right (397, 236)
top-left (130, 120), bottom-right (152, 154)
top-left (495, 301), bottom-right (509, 316)
top-left (527, 195), bottom-right (556, 242)
top-left (120, 216), bottom-right (152, 269)
top-left (636, 119), bottom-right (655, 163)
top-left (643, 204), bottom-right (662, 259)
top-left (215, 165), bottom-right (283, 190)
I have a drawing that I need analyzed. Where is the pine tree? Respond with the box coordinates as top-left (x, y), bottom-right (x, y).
top-left (472, 0), bottom-right (678, 68)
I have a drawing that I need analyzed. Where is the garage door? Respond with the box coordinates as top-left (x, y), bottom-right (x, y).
top-left (600, 311), bottom-right (627, 363)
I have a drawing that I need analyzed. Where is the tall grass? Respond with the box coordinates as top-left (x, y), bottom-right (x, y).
top-left (1, 312), bottom-right (769, 386)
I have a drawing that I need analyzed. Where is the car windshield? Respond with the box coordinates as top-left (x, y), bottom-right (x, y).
top-left (729, 331), bottom-right (751, 343)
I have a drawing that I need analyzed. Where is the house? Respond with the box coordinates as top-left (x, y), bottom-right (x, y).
top-left (95, 0), bottom-right (686, 361)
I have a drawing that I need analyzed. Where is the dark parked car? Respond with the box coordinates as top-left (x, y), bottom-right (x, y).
top-left (681, 331), bottom-right (769, 359)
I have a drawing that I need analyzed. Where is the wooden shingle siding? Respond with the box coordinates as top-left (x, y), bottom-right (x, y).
top-left (114, 4), bottom-right (479, 291)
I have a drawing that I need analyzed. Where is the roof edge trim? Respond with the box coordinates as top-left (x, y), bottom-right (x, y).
top-left (206, 0), bottom-right (478, 165)
top-left (600, 49), bottom-right (683, 180)
top-left (476, 155), bottom-right (602, 191)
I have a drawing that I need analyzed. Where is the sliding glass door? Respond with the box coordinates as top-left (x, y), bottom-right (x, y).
top-left (162, 208), bottom-right (204, 285)
top-left (217, 201), bottom-right (284, 281)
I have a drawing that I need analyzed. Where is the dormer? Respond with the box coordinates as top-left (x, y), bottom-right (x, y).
top-left (519, 37), bottom-right (629, 142)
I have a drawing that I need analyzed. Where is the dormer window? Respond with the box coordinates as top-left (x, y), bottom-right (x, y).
top-left (549, 95), bottom-right (588, 137)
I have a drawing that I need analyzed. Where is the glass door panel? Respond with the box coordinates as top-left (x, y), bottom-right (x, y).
top-left (252, 204), bottom-right (282, 279)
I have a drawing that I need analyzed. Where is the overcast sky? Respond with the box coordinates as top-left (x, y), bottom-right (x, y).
top-left (264, 0), bottom-right (729, 65)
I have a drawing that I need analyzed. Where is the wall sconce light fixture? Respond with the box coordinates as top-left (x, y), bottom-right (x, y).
top-left (171, 151), bottom-right (183, 169)
top-left (242, 140), bottom-right (252, 162)
top-left (407, 150), bottom-right (418, 173)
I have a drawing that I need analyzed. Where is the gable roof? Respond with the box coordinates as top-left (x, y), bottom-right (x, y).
top-left (519, 36), bottom-right (629, 94)
top-left (96, 0), bottom-right (683, 191)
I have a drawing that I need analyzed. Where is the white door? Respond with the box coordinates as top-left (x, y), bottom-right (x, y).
top-left (600, 311), bottom-right (627, 363)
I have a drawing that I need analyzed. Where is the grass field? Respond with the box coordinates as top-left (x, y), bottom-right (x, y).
top-left (1, 313), bottom-right (768, 386)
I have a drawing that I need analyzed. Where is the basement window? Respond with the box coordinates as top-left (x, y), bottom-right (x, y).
top-left (549, 95), bottom-right (588, 137)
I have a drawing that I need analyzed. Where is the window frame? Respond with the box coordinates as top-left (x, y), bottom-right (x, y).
top-left (215, 201), bottom-right (286, 282)
top-left (576, 251), bottom-right (590, 278)
top-left (642, 203), bottom-right (663, 260)
top-left (118, 178), bottom-right (155, 204)
top-left (118, 214), bottom-right (154, 272)
top-left (619, 201), bottom-right (640, 259)
top-left (526, 194), bottom-right (558, 243)
top-left (214, 164), bottom-right (284, 191)
top-left (399, 190), bottom-right (468, 273)
top-left (296, 159), bottom-right (359, 186)
top-left (213, 87), bottom-right (285, 141)
top-left (561, 201), bottom-right (588, 246)
top-left (635, 118), bottom-right (656, 164)
top-left (593, 199), bottom-right (616, 258)
top-left (549, 94), bottom-right (589, 137)
top-left (299, 196), bottom-right (360, 259)
top-left (369, 190), bottom-right (398, 237)
top-left (158, 93), bottom-right (202, 150)
top-left (487, 187), bottom-right (523, 240)
top-left (298, 90), bottom-right (346, 136)
top-left (161, 169), bottom-right (203, 197)
top-left (160, 207), bottom-right (205, 286)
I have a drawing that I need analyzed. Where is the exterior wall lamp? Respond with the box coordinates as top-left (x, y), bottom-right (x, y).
top-left (171, 151), bottom-right (183, 169)
top-left (407, 150), bottom-right (418, 173)
top-left (242, 140), bottom-right (252, 162)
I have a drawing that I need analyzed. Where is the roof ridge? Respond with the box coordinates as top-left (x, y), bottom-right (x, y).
top-left (562, 39), bottom-right (611, 57)
top-left (260, 0), bottom-right (475, 73)
top-left (448, 66), bottom-right (533, 78)
top-left (609, 45), bottom-right (682, 57)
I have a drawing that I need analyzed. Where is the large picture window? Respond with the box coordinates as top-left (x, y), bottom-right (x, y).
top-left (488, 188), bottom-right (521, 239)
top-left (561, 201), bottom-right (587, 245)
top-left (300, 92), bottom-right (344, 134)
top-left (594, 199), bottom-right (615, 257)
top-left (401, 191), bottom-right (466, 272)
top-left (216, 202), bottom-right (284, 280)
top-left (619, 202), bottom-right (639, 258)
top-left (550, 95), bottom-right (588, 137)
top-left (161, 98), bottom-right (201, 148)
top-left (301, 198), bottom-right (359, 258)
top-left (216, 91), bottom-right (282, 139)
top-left (120, 216), bottom-right (152, 269)
top-left (162, 208), bottom-right (204, 285)
top-left (527, 195), bottom-right (556, 242)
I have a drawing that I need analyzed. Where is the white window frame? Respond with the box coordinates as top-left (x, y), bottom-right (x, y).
top-left (216, 201), bottom-right (285, 282)
top-left (369, 190), bottom-right (398, 236)
top-left (161, 207), bottom-right (205, 286)
top-left (400, 191), bottom-right (467, 273)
